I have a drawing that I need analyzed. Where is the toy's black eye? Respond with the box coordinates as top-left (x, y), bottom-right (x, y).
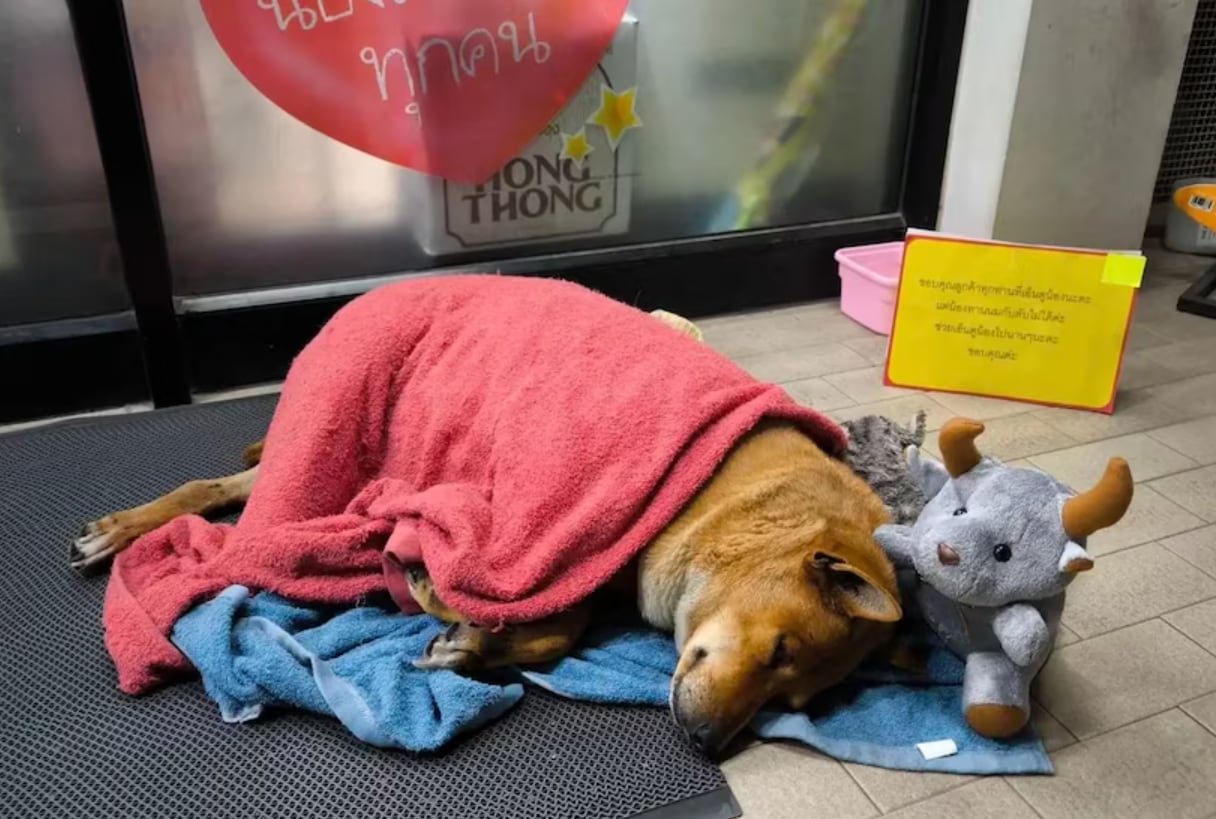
top-left (767, 634), bottom-right (792, 668)
top-left (953, 507), bottom-right (967, 516)
top-left (993, 543), bottom-right (1013, 562)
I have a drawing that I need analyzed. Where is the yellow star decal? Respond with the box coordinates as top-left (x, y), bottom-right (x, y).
top-left (587, 85), bottom-right (642, 150)
top-left (560, 127), bottom-right (594, 166)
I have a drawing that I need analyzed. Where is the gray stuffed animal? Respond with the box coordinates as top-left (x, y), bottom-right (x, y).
top-left (874, 418), bottom-right (1134, 739)
top-left (841, 411), bottom-right (929, 526)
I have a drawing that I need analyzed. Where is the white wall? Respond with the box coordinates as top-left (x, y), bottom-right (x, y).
top-left (938, 0), bottom-right (1197, 249)
top-left (937, 0), bottom-right (1033, 239)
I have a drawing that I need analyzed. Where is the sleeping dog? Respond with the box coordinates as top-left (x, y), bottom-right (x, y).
top-left (72, 280), bottom-right (900, 757)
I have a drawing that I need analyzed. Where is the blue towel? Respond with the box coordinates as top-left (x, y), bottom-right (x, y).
top-left (171, 587), bottom-right (522, 751)
top-left (172, 586), bottom-right (1051, 773)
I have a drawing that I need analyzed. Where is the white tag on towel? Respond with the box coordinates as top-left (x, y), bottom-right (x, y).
top-left (916, 739), bottom-right (959, 760)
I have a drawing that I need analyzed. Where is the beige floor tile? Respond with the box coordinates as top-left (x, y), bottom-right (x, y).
top-left (1147, 372), bottom-right (1216, 418)
top-left (732, 342), bottom-right (870, 384)
top-left (842, 764), bottom-right (974, 814)
top-left (1032, 388), bottom-right (1187, 444)
top-left (1061, 544), bottom-right (1216, 638)
top-left (1165, 600), bottom-right (1216, 656)
top-left (705, 309), bottom-right (872, 358)
top-left (1141, 240), bottom-right (1212, 276)
top-left (1135, 280), bottom-right (1216, 323)
top-left (924, 391), bottom-right (1037, 421)
top-left (1146, 310), bottom-right (1216, 343)
top-left (1149, 414), bottom-right (1216, 466)
top-left (1035, 619), bottom-right (1216, 739)
top-left (1124, 321), bottom-right (1172, 352)
top-left (842, 335), bottom-right (890, 366)
top-left (830, 394), bottom-right (955, 433)
top-left (1117, 339), bottom-right (1216, 392)
top-left (1162, 524), bottom-right (1216, 578)
top-left (721, 743), bottom-right (877, 819)
top-left (924, 413), bottom-right (1076, 461)
top-left (1182, 692), bottom-right (1216, 733)
top-left (825, 366), bottom-right (920, 405)
top-left (1011, 709), bottom-right (1216, 819)
top-left (1085, 484), bottom-right (1205, 557)
top-left (1117, 348), bottom-right (1189, 392)
top-left (1146, 338), bottom-right (1216, 380)
top-left (782, 377), bottom-right (856, 412)
top-left (1033, 701), bottom-right (1079, 752)
top-left (1149, 465), bottom-right (1216, 521)
top-left (1028, 433), bottom-right (1198, 491)
top-left (884, 779), bottom-right (1038, 819)
top-left (1054, 623), bottom-right (1081, 648)
top-left (697, 302), bottom-right (824, 332)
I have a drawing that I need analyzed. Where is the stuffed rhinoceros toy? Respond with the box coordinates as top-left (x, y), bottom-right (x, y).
top-left (875, 418), bottom-right (1134, 739)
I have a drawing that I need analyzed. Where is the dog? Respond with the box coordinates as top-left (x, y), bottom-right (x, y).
top-left (73, 290), bottom-right (900, 757)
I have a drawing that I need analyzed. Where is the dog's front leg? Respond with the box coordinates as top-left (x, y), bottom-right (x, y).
top-left (413, 609), bottom-right (592, 671)
top-left (405, 567), bottom-right (590, 671)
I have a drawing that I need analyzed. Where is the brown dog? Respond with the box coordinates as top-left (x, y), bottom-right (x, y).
top-left (74, 416), bottom-right (899, 755)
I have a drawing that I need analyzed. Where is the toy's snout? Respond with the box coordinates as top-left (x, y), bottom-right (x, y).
top-left (937, 543), bottom-right (961, 566)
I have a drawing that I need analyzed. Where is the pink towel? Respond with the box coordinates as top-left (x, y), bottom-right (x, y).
top-left (104, 275), bottom-right (845, 694)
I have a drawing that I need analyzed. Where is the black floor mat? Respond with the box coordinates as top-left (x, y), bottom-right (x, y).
top-left (0, 396), bottom-right (738, 819)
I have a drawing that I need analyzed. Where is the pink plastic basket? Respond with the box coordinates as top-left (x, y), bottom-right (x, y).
top-left (834, 241), bottom-right (905, 335)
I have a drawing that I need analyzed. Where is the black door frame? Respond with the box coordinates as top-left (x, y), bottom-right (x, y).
top-left (5, 0), bottom-right (967, 422)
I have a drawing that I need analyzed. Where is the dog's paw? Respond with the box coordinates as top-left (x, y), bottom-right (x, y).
top-left (70, 515), bottom-right (142, 571)
top-left (413, 622), bottom-right (486, 672)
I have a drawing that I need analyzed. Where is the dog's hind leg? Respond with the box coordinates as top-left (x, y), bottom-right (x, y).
top-left (71, 464), bottom-right (260, 570)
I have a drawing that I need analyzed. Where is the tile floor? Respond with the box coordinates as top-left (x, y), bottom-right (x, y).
top-left (8, 245), bottom-right (1215, 818)
top-left (706, 245), bottom-right (1216, 818)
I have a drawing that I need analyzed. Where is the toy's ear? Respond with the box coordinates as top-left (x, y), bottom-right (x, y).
top-left (1059, 541), bottom-right (1094, 574)
top-left (906, 445), bottom-right (950, 498)
top-left (808, 552), bottom-right (902, 623)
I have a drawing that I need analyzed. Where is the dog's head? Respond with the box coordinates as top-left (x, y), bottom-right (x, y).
top-left (669, 518), bottom-right (900, 755)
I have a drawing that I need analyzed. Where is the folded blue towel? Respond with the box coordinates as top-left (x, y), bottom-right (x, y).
top-left (172, 586), bottom-right (1051, 773)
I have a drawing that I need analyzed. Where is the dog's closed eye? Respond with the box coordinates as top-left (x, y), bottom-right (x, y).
top-left (767, 634), bottom-right (792, 668)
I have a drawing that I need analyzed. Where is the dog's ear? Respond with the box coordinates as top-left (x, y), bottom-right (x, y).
top-left (807, 551), bottom-right (902, 623)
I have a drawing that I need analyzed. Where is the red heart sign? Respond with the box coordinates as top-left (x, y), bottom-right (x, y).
top-left (201, 0), bottom-right (630, 183)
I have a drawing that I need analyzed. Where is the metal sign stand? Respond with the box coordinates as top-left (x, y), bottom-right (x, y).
top-left (1178, 264), bottom-right (1216, 319)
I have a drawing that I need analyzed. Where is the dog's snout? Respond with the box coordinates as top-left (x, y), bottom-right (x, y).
top-left (688, 723), bottom-right (713, 753)
top-left (937, 543), bottom-right (960, 566)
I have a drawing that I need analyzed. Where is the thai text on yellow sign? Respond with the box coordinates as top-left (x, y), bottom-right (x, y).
top-left (885, 232), bottom-right (1141, 413)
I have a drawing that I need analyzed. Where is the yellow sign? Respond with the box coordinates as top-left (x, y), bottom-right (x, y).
top-left (885, 232), bottom-right (1139, 413)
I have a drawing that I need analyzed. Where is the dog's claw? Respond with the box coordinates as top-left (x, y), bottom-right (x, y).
top-left (413, 623), bottom-right (483, 671)
top-left (69, 517), bottom-right (133, 571)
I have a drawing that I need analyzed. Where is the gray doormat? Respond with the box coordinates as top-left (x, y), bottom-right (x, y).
top-left (0, 395), bottom-right (738, 819)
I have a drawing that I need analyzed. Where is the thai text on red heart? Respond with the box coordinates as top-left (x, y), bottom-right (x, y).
top-left (255, 0), bottom-right (551, 122)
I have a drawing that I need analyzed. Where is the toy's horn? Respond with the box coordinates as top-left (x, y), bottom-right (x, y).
top-left (1061, 458), bottom-right (1134, 539)
top-left (938, 418), bottom-right (985, 477)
